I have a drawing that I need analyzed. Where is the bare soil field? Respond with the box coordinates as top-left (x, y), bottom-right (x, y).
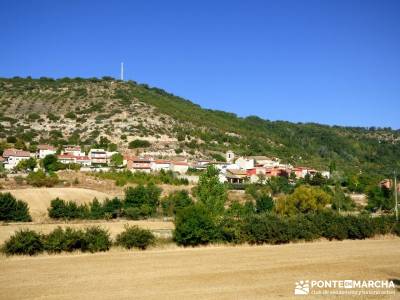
top-left (0, 239), bottom-right (399, 300)
top-left (3, 187), bottom-right (119, 222)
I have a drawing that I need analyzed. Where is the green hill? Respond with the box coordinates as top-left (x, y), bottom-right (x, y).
top-left (0, 77), bottom-right (399, 179)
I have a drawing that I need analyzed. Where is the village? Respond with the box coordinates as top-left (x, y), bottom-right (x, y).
top-left (0, 145), bottom-right (331, 184)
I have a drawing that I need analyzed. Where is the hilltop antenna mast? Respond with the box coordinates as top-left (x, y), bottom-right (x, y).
top-left (120, 62), bottom-right (124, 81)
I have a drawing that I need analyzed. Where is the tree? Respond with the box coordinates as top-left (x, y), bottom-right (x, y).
top-left (0, 192), bottom-right (31, 221)
top-left (128, 139), bottom-right (151, 149)
top-left (124, 184), bottom-right (162, 216)
top-left (196, 166), bottom-right (227, 216)
top-left (366, 186), bottom-right (394, 212)
top-left (42, 154), bottom-right (59, 172)
top-left (275, 185), bottom-right (332, 216)
top-left (174, 204), bottom-right (217, 246)
top-left (161, 190), bottom-right (193, 216)
top-left (110, 153), bottom-right (123, 167)
top-left (332, 185), bottom-right (355, 211)
top-left (16, 158), bottom-right (36, 172)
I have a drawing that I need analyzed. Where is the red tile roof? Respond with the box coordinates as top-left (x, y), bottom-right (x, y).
top-left (2, 149), bottom-right (31, 158)
top-left (37, 144), bottom-right (56, 151)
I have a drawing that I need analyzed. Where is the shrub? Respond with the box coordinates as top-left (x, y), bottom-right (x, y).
top-left (44, 227), bottom-right (84, 253)
top-left (124, 184), bottom-right (161, 217)
top-left (115, 225), bottom-right (155, 250)
top-left (1, 229), bottom-right (44, 256)
top-left (81, 226), bottom-right (111, 253)
top-left (161, 190), bottom-right (193, 216)
top-left (26, 170), bottom-right (59, 187)
top-left (0, 192), bottom-right (31, 222)
top-left (174, 204), bottom-right (217, 246)
top-left (242, 213), bottom-right (290, 245)
top-left (128, 139), bottom-right (151, 149)
top-left (124, 207), bottom-right (141, 220)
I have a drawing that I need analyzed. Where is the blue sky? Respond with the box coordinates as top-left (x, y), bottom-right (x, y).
top-left (1, 0), bottom-right (399, 128)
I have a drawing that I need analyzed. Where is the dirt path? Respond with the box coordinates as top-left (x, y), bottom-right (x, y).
top-left (0, 238), bottom-right (399, 299)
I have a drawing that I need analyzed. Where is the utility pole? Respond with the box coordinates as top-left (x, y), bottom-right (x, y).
top-left (120, 62), bottom-right (124, 81)
top-left (395, 171), bottom-right (398, 221)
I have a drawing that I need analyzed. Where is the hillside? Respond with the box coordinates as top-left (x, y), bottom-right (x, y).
top-left (0, 77), bottom-right (399, 177)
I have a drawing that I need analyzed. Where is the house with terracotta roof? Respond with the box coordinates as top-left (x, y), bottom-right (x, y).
top-left (37, 144), bottom-right (56, 159)
top-left (2, 148), bottom-right (32, 170)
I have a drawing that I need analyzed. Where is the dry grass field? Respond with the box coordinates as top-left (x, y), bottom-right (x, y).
top-left (0, 238), bottom-right (399, 300)
top-left (3, 187), bottom-right (119, 222)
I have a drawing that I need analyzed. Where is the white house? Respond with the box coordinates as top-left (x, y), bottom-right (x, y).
top-left (88, 149), bottom-right (108, 164)
top-left (151, 160), bottom-right (171, 171)
top-left (37, 144), bottom-right (56, 159)
top-left (235, 157), bottom-right (255, 170)
top-left (171, 161), bottom-right (189, 174)
top-left (63, 146), bottom-right (85, 157)
top-left (76, 156), bottom-right (92, 167)
top-left (2, 148), bottom-right (31, 170)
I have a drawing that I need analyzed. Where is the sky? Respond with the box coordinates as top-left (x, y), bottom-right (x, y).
top-left (1, 0), bottom-right (399, 129)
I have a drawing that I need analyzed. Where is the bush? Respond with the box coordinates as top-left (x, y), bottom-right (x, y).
top-left (44, 227), bottom-right (84, 253)
top-left (174, 204), bottom-right (217, 246)
top-left (115, 225), bottom-right (155, 250)
top-left (161, 190), bottom-right (193, 216)
top-left (26, 170), bottom-right (59, 187)
top-left (0, 192), bottom-right (31, 222)
top-left (81, 226), bottom-right (112, 253)
top-left (124, 207), bottom-right (141, 220)
top-left (242, 213), bottom-right (290, 245)
top-left (2, 229), bottom-right (44, 256)
top-left (124, 184), bottom-right (161, 217)
top-left (48, 197), bottom-right (123, 220)
top-left (128, 139), bottom-right (151, 149)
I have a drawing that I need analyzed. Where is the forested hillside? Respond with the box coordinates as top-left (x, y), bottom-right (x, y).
top-left (0, 77), bottom-right (399, 178)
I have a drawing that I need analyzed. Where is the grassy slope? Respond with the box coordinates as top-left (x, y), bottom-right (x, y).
top-left (1, 77), bottom-right (399, 177)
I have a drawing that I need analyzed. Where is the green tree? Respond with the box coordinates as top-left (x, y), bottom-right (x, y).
top-left (128, 139), bottom-right (151, 149)
top-left (275, 185), bottom-right (332, 216)
top-left (366, 186), bottom-right (394, 212)
top-left (42, 154), bottom-right (60, 172)
top-left (332, 185), bottom-right (355, 212)
top-left (16, 157), bottom-right (37, 171)
top-left (110, 153), bottom-right (123, 167)
top-left (196, 166), bottom-right (227, 216)
top-left (174, 204), bottom-right (217, 246)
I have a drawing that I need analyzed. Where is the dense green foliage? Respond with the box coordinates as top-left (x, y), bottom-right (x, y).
top-left (128, 139), bottom-right (151, 148)
top-left (124, 184), bottom-right (161, 218)
top-left (2, 226), bottom-right (112, 255)
top-left (115, 225), bottom-right (155, 250)
top-left (2, 229), bottom-right (44, 255)
top-left (48, 197), bottom-right (123, 220)
top-left (174, 208), bottom-right (399, 246)
top-left (0, 192), bottom-right (31, 222)
top-left (161, 190), bottom-right (194, 216)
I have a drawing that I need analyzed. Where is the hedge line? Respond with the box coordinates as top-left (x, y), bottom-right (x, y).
top-left (1, 225), bottom-right (155, 256)
top-left (174, 206), bottom-right (400, 246)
